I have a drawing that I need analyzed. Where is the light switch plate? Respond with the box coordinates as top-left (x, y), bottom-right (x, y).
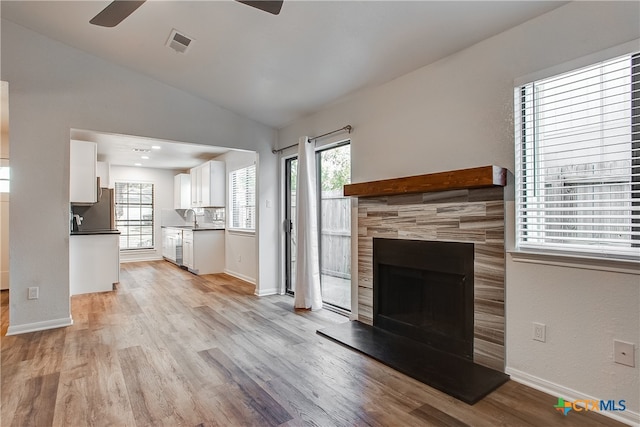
top-left (613, 340), bottom-right (635, 367)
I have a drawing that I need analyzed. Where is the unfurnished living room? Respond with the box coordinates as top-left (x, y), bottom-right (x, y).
top-left (1, 1), bottom-right (639, 426)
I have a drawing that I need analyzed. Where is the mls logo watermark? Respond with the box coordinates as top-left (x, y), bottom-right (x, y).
top-left (554, 397), bottom-right (626, 416)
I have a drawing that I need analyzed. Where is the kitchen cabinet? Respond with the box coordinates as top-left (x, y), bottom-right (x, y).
top-left (183, 230), bottom-right (194, 270)
top-left (190, 160), bottom-right (225, 207)
top-left (97, 161), bottom-right (111, 188)
top-left (70, 140), bottom-right (97, 204)
top-left (70, 233), bottom-right (119, 295)
top-left (182, 229), bottom-right (224, 275)
top-left (162, 227), bottom-right (183, 265)
top-left (174, 173), bottom-right (191, 209)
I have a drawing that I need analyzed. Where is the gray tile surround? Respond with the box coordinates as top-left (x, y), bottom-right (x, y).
top-left (356, 186), bottom-right (505, 371)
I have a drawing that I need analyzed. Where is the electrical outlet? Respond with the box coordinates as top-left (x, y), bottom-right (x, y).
top-left (614, 340), bottom-right (635, 367)
top-left (533, 322), bottom-right (546, 342)
top-left (237, 255), bottom-right (242, 263)
top-left (27, 287), bottom-right (39, 300)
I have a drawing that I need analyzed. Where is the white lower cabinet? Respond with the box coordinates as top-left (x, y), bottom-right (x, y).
top-left (70, 233), bottom-right (119, 295)
top-left (182, 229), bottom-right (224, 275)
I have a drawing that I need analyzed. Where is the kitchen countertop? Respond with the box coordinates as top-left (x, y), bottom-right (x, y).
top-left (71, 229), bottom-right (121, 235)
top-left (162, 225), bottom-right (225, 231)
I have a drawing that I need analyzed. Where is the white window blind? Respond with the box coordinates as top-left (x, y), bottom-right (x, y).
top-left (514, 51), bottom-right (639, 260)
top-left (230, 164), bottom-right (256, 230)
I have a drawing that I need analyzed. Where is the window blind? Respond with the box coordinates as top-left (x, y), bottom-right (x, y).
top-left (230, 164), bottom-right (256, 230)
top-left (514, 52), bottom-right (639, 260)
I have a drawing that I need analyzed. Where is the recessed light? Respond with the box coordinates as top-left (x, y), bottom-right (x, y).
top-left (151, 145), bottom-right (161, 150)
top-left (141, 155), bottom-right (149, 160)
top-left (134, 163), bottom-right (142, 166)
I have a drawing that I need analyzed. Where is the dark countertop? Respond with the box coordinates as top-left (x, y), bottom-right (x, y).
top-left (71, 230), bottom-right (121, 235)
top-left (162, 226), bottom-right (225, 231)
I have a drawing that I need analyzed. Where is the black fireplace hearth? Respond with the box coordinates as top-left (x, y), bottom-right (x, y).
top-left (318, 237), bottom-right (509, 404)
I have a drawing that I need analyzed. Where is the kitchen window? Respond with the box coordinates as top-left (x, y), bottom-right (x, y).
top-left (229, 164), bottom-right (256, 231)
top-left (514, 49), bottom-right (639, 261)
top-left (115, 182), bottom-right (154, 250)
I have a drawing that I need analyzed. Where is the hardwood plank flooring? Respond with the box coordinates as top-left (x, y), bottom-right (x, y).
top-left (0, 261), bottom-right (628, 426)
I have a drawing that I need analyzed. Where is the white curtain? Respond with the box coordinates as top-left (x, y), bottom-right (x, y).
top-left (294, 136), bottom-right (323, 310)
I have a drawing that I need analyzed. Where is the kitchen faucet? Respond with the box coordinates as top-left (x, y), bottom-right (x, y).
top-left (185, 209), bottom-right (198, 228)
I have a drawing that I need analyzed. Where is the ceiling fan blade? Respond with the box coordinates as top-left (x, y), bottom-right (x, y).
top-left (90, 0), bottom-right (146, 27)
top-left (236, 1), bottom-right (284, 15)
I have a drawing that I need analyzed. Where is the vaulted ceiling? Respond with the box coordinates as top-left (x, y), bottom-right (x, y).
top-left (1, 1), bottom-right (567, 130)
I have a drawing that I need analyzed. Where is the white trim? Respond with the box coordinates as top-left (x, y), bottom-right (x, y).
top-left (514, 38), bottom-right (640, 86)
top-left (223, 269), bottom-right (256, 285)
top-left (254, 286), bottom-right (278, 296)
top-left (506, 367), bottom-right (640, 426)
top-left (120, 254), bottom-right (163, 263)
top-left (6, 316), bottom-right (73, 335)
top-left (509, 250), bottom-right (640, 275)
top-left (314, 136), bottom-right (351, 152)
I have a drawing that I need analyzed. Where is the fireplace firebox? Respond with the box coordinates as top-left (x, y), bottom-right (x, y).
top-left (373, 238), bottom-right (474, 359)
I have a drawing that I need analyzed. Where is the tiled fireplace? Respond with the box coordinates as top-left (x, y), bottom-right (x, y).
top-left (350, 166), bottom-right (506, 371)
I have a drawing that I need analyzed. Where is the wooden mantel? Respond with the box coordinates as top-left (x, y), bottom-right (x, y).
top-left (343, 165), bottom-right (507, 198)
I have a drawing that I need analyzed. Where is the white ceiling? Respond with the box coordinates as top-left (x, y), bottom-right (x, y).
top-left (1, 0), bottom-right (567, 130)
top-left (71, 129), bottom-right (231, 170)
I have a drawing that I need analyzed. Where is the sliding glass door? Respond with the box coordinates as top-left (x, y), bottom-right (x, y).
top-left (317, 143), bottom-right (351, 310)
top-left (284, 142), bottom-right (351, 312)
top-left (284, 157), bottom-right (298, 294)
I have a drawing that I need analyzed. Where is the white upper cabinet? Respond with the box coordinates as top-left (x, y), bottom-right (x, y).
top-left (174, 173), bottom-right (191, 209)
top-left (70, 140), bottom-right (97, 204)
top-left (97, 161), bottom-right (111, 188)
top-left (190, 160), bottom-right (225, 207)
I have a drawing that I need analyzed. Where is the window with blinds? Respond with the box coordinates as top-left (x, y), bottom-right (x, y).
top-left (115, 182), bottom-right (154, 250)
top-left (514, 51), bottom-right (639, 260)
top-left (229, 164), bottom-right (256, 231)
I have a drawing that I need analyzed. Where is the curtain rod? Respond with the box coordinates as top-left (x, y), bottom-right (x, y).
top-left (271, 125), bottom-right (352, 154)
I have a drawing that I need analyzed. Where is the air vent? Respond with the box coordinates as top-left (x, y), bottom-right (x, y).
top-left (166, 29), bottom-right (194, 54)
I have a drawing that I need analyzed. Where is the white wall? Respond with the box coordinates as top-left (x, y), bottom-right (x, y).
top-left (277, 1), bottom-right (640, 422)
top-left (217, 150), bottom-right (258, 284)
top-left (1, 19), bottom-right (279, 335)
top-left (110, 165), bottom-right (176, 262)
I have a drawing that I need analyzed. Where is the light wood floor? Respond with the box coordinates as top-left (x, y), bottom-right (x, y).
top-left (1, 261), bottom-right (626, 426)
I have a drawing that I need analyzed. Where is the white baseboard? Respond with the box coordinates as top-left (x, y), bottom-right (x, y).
top-left (223, 269), bottom-right (256, 285)
top-left (6, 316), bottom-right (74, 335)
top-left (506, 367), bottom-right (640, 426)
top-left (254, 286), bottom-right (278, 297)
top-left (119, 254), bottom-right (163, 263)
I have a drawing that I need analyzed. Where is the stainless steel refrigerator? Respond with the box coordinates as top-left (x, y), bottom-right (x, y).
top-left (71, 188), bottom-right (115, 232)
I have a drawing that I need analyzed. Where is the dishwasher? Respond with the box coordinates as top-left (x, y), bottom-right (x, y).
top-left (162, 227), bottom-right (183, 266)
